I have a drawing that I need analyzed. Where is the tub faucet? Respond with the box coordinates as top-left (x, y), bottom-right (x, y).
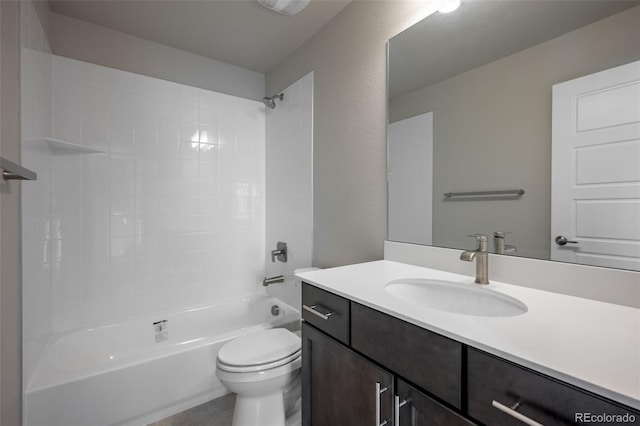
top-left (460, 234), bottom-right (489, 284)
top-left (271, 241), bottom-right (288, 263)
top-left (263, 275), bottom-right (284, 286)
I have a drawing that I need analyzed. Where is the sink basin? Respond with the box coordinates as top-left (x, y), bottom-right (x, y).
top-left (385, 279), bottom-right (527, 317)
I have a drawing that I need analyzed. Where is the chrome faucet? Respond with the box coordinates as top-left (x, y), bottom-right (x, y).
top-left (460, 234), bottom-right (489, 284)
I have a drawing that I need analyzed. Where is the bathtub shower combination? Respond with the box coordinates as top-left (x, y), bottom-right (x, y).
top-left (21, 29), bottom-right (313, 425)
top-left (25, 295), bottom-right (299, 426)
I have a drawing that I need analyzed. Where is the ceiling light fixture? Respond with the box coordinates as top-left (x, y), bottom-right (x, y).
top-left (257, 0), bottom-right (310, 16)
top-left (438, 0), bottom-right (461, 14)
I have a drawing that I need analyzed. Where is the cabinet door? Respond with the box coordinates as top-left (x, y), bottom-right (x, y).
top-left (396, 380), bottom-right (475, 426)
top-left (302, 322), bottom-right (393, 426)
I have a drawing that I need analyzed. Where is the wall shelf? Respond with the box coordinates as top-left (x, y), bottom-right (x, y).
top-left (43, 137), bottom-right (106, 155)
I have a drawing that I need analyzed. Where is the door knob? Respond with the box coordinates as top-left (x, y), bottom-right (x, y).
top-left (555, 235), bottom-right (578, 246)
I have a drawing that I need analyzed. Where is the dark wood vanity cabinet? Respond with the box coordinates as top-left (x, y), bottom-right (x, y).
top-left (302, 283), bottom-right (469, 426)
top-left (301, 282), bottom-right (640, 426)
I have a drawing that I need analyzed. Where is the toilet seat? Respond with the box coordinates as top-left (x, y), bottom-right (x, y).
top-left (217, 349), bottom-right (301, 373)
top-left (217, 328), bottom-right (301, 373)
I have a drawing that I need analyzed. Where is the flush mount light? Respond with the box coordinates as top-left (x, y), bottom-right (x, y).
top-left (257, 0), bottom-right (310, 16)
top-left (438, 0), bottom-right (461, 14)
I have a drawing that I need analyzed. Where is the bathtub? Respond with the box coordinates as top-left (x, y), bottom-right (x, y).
top-left (25, 295), bottom-right (300, 426)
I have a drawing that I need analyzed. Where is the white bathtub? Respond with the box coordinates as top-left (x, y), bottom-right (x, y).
top-left (25, 295), bottom-right (300, 426)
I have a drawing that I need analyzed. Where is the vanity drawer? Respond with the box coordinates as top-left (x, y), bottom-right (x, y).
top-left (351, 302), bottom-right (462, 409)
top-left (302, 283), bottom-right (350, 345)
top-left (467, 348), bottom-right (640, 426)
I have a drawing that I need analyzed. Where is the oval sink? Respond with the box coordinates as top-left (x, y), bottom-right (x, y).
top-left (385, 279), bottom-right (527, 317)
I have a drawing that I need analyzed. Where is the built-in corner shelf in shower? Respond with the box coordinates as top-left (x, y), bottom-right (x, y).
top-left (43, 138), bottom-right (107, 155)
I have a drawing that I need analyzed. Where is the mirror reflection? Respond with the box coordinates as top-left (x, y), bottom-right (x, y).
top-left (388, 0), bottom-right (640, 271)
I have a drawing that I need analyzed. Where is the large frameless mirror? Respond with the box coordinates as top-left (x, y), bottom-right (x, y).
top-left (387, 0), bottom-right (640, 271)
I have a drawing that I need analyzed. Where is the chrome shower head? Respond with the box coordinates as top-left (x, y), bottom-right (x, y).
top-left (263, 93), bottom-right (284, 109)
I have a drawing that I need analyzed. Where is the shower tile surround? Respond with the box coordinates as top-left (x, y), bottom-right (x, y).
top-left (51, 56), bottom-right (266, 332)
top-left (22, 53), bottom-right (267, 383)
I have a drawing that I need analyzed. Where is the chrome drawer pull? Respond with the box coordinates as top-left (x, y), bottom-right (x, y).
top-left (302, 304), bottom-right (334, 320)
top-left (375, 382), bottom-right (389, 426)
top-left (492, 400), bottom-right (544, 426)
top-left (394, 395), bottom-right (409, 425)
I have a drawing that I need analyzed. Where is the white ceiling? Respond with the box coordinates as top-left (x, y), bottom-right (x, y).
top-left (48, 0), bottom-right (351, 74)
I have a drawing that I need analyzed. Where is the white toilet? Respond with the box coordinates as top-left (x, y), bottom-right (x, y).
top-left (216, 328), bottom-right (302, 426)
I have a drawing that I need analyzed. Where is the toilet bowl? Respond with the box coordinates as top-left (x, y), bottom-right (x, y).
top-left (216, 328), bottom-right (302, 426)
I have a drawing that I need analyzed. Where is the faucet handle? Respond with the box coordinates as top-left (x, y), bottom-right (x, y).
top-left (271, 241), bottom-right (288, 263)
top-left (493, 231), bottom-right (511, 238)
top-left (466, 234), bottom-right (488, 250)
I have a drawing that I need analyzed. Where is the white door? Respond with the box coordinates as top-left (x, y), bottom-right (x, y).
top-left (551, 60), bottom-right (640, 270)
top-left (388, 112), bottom-right (433, 245)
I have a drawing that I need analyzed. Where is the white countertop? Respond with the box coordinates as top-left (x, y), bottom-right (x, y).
top-left (296, 260), bottom-right (640, 410)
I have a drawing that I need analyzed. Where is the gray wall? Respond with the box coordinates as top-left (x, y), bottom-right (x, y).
top-left (49, 12), bottom-right (265, 101)
top-left (266, 1), bottom-right (434, 267)
top-left (389, 6), bottom-right (640, 258)
top-left (1, 1), bottom-right (23, 424)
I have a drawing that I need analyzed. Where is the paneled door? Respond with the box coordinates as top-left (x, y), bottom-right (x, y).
top-left (551, 60), bottom-right (640, 270)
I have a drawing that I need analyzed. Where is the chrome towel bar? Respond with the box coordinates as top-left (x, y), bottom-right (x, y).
top-left (444, 188), bottom-right (524, 199)
top-left (0, 157), bottom-right (37, 181)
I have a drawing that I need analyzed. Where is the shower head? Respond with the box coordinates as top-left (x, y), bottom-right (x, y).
top-left (263, 93), bottom-right (284, 109)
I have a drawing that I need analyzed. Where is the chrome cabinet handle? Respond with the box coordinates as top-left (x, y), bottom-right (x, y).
top-left (555, 235), bottom-right (578, 246)
top-left (492, 400), bottom-right (544, 426)
top-left (302, 304), bottom-right (334, 320)
top-left (394, 395), bottom-right (409, 425)
top-left (375, 382), bottom-right (388, 426)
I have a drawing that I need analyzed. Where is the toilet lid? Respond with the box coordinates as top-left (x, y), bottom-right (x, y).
top-left (217, 328), bottom-right (301, 368)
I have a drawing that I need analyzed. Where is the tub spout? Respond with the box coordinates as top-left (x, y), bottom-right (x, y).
top-left (263, 275), bottom-right (284, 286)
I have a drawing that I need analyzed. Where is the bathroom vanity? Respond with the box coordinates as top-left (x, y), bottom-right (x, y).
top-left (298, 261), bottom-right (640, 425)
